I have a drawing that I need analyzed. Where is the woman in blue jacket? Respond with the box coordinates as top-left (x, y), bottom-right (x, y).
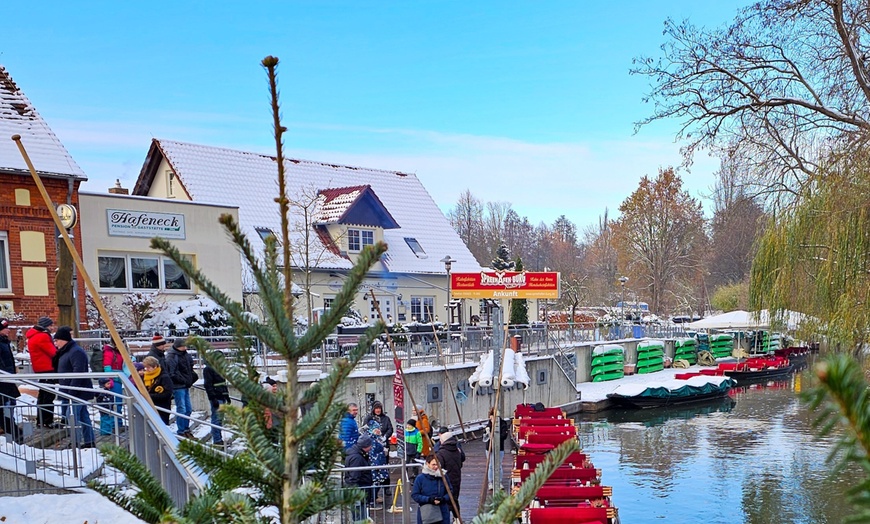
top-left (411, 454), bottom-right (452, 524)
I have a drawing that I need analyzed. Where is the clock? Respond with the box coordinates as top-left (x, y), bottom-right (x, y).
top-left (56, 203), bottom-right (78, 229)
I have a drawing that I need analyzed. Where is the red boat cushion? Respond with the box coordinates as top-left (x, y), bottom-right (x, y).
top-left (529, 507), bottom-right (608, 524)
top-left (535, 486), bottom-right (608, 501)
top-left (526, 433), bottom-right (575, 445)
top-left (516, 452), bottom-right (587, 469)
top-left (519, 467), bottom-right (599, 482)
top-left (515, 418), bottom-right (573, 426)
top-left (518, 425), bottom-right (577, 438)
top-left (520, 443), bottom-right (555, 453)
top-left (674, 372), bottom-right (701, 380)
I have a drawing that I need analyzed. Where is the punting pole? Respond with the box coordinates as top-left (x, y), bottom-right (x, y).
top-left (427, 307), bottom-right (469, 440)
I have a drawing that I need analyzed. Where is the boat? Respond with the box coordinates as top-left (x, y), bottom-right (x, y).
top-left (718, 355), bottom-right (794, 382)
top-left (605, 374), bottom-right (736, 409)
top-left (588, 397), bottom-right (736, 427)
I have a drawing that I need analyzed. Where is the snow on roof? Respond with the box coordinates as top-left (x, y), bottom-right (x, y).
top-left (317, 185), bottom-right (367, 223)
top-left (143, 139), bottom-right (481, 275)
top-left (0, 65), bottom-right (86, 179)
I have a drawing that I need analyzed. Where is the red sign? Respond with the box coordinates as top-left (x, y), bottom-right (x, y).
top-left (392, 360), bottom-right (404, 409)
top-left (450, 271), bottom-right (561, 299)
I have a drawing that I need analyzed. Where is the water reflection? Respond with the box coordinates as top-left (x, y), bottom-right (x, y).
top-left (574, 362), bottom-right (860, 524)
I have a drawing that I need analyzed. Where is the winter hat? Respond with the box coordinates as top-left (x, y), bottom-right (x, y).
top-left (172, 338), bottom-right (187, 350)
top-left (151, 334), bottom-right (166, 346)
top-left (372, 400), bottom-right (383, 411)
top-left (415, 404), bottom-right (424, 412)
top-left (406, 418), bottom-right (417, 427)
top-left (54, 326), bottom-right (73, 342)
top-left (439, 431), bottom-right (455, 444)
top-left (0, 318), bottom-right (9, 330)
top-left (36, 316), bottom-right (53, 329)
top-left (357, 435), bottom-right (373, 449)
top-left (133, 362), bottom-right (145, 372)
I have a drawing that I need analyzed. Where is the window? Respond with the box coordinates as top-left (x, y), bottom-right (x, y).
top-left (167, 171), bottom-right (177, 197)
top-left (256, 227), bottom-right (276, 243)
top-left (411, 296), bottom-right (435, 322)
top-left (347, 229), bottom-right (374, 252)
top-left (404, 237), bottom-right (427, 258)
top-left (323, 297), bottom-right (334, 311)
top-left (0, 232), bottom-right (10, 293)
top-left (98, 253), bottom-right (193, 292)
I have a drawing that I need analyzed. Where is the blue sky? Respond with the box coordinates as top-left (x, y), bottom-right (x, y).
top-left (2, 1), bottom-right (745, 230)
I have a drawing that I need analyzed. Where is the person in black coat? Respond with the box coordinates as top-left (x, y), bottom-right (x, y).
top-left (0, 319), bottom-right (22, 443)
top-left (411, 454), bottom-right (452, 524)
top-left (362, 400), bottom-right (394, 443)
top-left (203, 363), bottom-right (230, 444)
top-left (54, 326), bottom-right (96, 448)
top-left (142, 356), bottom-right (174, 425)
top-left (345, 434), bottom-right (376, 519)
top-left (146, 334), bottom-right (170, 371)
top-left (165, 339), bottom-right (195, 438)
top-left (435, 431), bottom-right (465, 517)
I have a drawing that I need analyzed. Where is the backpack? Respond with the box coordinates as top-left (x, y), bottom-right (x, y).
top-left (89, 345), bottom-right (105, 373)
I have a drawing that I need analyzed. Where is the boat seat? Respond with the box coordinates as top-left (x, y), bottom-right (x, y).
top-left (517, 425), bottom-right (577, 438)
top-left (514, 417), bottom-right (574, 426)
top-left (518, 467), bottom-right (600, 482)
top-left (515, 452), bottom-right (588, 469)
top-left (520, 442), bottom-right (555, 453)
top-left (528, 506), bottom-right (615, 524)
top-left (526, 433), bottom-right (576, 445)
top-left (534, 485), bottom-right (612, 500)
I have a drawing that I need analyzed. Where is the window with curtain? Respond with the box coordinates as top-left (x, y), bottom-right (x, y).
top-left (0, 233), bottom-right (10, 292)
top-left (163, 258), bottom-right (191, 290)
top-left (98, 256), bottom-right (127, 289)
top-left (99, 253), bottom-right (194, 292)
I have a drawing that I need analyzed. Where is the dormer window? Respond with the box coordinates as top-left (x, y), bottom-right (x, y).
top-left (348, 229), bottom-right (374, 252)
top-left (404, 237), bottom-right (428, 258)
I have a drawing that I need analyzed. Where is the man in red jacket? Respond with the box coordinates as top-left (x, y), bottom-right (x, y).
top-left (25, 317), bottom-right (57, 427)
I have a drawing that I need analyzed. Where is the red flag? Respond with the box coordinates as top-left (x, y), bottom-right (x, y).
top-left (393, 359), bottom-right (404, 425)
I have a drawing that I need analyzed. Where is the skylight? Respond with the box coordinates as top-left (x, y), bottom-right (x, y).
top-left (256, 227), bottom-right (276, 243)
top-left (404, 237), bottom-right (428, 258)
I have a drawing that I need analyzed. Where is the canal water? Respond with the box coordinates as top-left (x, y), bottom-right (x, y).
top-left (576, 359), bottom-right (860, 523)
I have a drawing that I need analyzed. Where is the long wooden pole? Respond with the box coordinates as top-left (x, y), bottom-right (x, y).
top-left (427, 306), bottom-right (469, 440)
top-left (12, 135), bottom-right (154, 407)
top-left (369, 291), bottom-right (462, 524)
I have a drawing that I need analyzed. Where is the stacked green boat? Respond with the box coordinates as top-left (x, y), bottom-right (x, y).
top-left (636, 339), bottom-right (665, 374)
top-left (709, 333), bottom-right (734, 358)
top-left (674, 337), bottom-right (697, 364)
top-left (591, 344), bottom-right (625, 382)
top-left (760, 331), bottom-right (782, 353)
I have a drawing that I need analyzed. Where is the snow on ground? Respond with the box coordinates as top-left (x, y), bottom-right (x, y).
top-left (577, 365), bottom-right (717, 402)
top-left (0, 491), bottom-right (147, 523)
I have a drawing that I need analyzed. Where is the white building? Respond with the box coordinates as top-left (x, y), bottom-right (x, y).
top-left (131, 139), bottom-right (482, 325)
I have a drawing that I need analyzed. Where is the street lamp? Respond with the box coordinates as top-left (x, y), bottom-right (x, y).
top-left (618, 276), bottom-right (628, 338)
top-left (440, 256), bottom-right (455, 325)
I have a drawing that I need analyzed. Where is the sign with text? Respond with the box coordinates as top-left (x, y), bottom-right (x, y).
top-left (107, 209), bottom-right (186, 239)
top-left (450, 271), bottom-right (561, 299)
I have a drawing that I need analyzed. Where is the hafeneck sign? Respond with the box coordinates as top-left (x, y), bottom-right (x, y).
top-left (106, 209), bottom-right (186, 239)
top-left (450, 271), bottom-right (561, 299)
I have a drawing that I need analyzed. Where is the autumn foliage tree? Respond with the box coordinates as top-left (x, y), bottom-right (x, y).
top-left (613, 167), bottom-right (705, 314)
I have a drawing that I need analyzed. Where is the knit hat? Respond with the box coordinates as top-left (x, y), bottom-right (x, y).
top-left (439, 431), bottom-right (455, 444)
top-left (54, 326), bottom-right (73, 342)
top-left (415, 404), bottom-right (424, 412)
top-left (357, 435), bottom-right (373, 449)
top-left (133, 362), bottom-right (145, 372)
top-left (406, 418), bottom-right (417, 427)
top-left (0, 318), bottom-right (9, 330)
top-left (172, 338), bottom-right (187, 349)
top-left (151, 334), bottom-right (166, 346)
top-left (36, 316), bottom-right (53, 329)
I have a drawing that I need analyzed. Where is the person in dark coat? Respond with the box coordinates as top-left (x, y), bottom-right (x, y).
top-left (363, 400), bottom-right (394, 443)
top-left (203, 363), bottom-right (230, 444)
top-left (54, 327), bottom-right (95, 448)
top-left (411, 453), bottom-right (452, 524)
top-left (435, 430), bottom-right (465, 517)
top-left (0, 319), bottom-right (22, 443)
top-left (165, 339), bottom-right (195, 438)
top-left (146, 334), bottom-right (170, 372)
top-left (26, 316), bottom-right (56, 427)
top-left (345, 434), bottom-right (376, 520)
top-left (142, 356), bottom-right (173, 425)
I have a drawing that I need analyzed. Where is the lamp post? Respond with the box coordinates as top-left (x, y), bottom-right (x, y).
top-left (618, 276), bottom-right (628, 338)
top-left (440, 256), bottom-right (455, 325)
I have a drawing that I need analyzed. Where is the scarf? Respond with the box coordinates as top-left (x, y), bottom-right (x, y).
top-left (144, 367), bottom-right (160, 388)
top-left (421, 464), bottom-right (444, 477)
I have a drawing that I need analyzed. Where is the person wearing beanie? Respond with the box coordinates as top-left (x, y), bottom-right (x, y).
top-left (0, 318), bottom-right (22, 443)
top-left (436, 429), bottom-right (465, 516)
top-left (146, 334), bottom-right (170, 375)
top-left (405, 418), bottom-right (423, 466)
top-left (26, 316), bottom-right (57, 427)
top-left (413, 404), bottom-right (432, 455)
top-left (344, 432), bottom-right (376, 516)
top-left (362, 400), bottom-right (393, 444)
top-left (166, 338), bottom-right (195, 439)
top-left (53, 326), bottom-right (95, 448)
top-left (363, 417), bottom-right (390, 504)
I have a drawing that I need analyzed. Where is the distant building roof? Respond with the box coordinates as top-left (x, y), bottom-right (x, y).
top-left (0, 65), bottom-right (86, 179)
top-left (133, 138), bottom-right (481, 275)
top-left (316, 184), bottom-right (400, 229)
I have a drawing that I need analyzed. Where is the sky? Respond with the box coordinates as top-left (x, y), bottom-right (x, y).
top-left (2, 1), bottom-right (747, 230)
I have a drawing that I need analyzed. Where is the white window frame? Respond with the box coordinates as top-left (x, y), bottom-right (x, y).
top-left (98, 252), bottom-right (193, 293)
top-left (167, 171), bottom-right (177, 198)
top-left (0, 232), bottom-right (10, 293)
top-left (410, 296), bottom-right (435, 323)
top-left (347, 228), bottom-right (374, 252)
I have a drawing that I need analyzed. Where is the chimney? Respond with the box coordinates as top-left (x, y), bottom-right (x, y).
top-left (108, 179), bottom-right (129, 195)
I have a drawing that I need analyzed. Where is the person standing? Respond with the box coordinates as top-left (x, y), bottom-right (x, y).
top-left (203, 362), bottom-right (229, 445)
top-left (0, 319), bottom-right (22, 443)
top-left (486, 407), bottom-right (509, 490)
top-left (411, 454), bottom-right (452, 524)
top-left (404, 418), bottom-right (423, 481)
top-left (413, 405), bottom-right (433, 456)
top-left (363, 419), bottom-right (390, 505)
top-left (435, 431), bottom-right (465, 519)
top-left (99, 343), bottom-right (124, 435)
top-left (26, 316), bottom-right (56, 427)
top-left (54, 327), bottom-right (95, 448)
top-left (363, 400), bottom-right (393, 445)
top-left (339, 402), bottom-right (360, 450)
top-left (345, 434), bottom-right (376, 520)
top-left (142, 356), bottom-right (173, 425)
top-left (165, 339), bottom-right (195, 439)
top-left (147, 334), bottom-right (170, 371)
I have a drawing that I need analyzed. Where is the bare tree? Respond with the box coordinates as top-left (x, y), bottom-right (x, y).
top-left (447, 189), bottom-right (485, 264)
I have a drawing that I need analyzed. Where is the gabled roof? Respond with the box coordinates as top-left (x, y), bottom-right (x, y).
top-left (0, 65), bottom-right (86, 179)
top-left (134, 138), bottom-right (481, 275)
top-left (316, 184), bottom-right (400, 229)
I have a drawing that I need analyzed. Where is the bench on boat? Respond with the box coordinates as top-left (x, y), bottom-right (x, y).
top-left (515, 405), bottom-right (566, 417)
top-left (525, 433), bottom-right (576, 445)
top-left (528, 506), bottom-right (616, 524)
top-left (517, 425), bottom-right (577, 438)
top-left (515, 451), bottom-right (588, 469)
top-left (514, 417), bottom-right (574, 426)
top-left (518, 467), bottom-right (601, 483)
top-left (534, 485), bottom-right (612, 502)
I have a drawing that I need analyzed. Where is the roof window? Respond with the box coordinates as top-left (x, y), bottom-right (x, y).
top-left (404, 237), bottom-right (428, 259)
